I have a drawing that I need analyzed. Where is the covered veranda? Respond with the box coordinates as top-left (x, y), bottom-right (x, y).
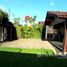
top-left (44, 11), bottom-right (67, 54)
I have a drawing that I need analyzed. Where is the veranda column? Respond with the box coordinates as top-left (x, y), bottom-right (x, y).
top-left (45, 25), bottom-right (48, 39)
top-left (64, 21), bottom-right (67, 54)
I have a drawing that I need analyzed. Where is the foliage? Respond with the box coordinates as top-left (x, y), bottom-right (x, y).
top-left (25, 16), bottom-right (31, 21)
top-left (22, 24), bottom-right (43, 38)
top-left (13, 18), bottom-right (20, 26)
top-left (13, 16), bottom-right (43, 39)
top-left (13, 18), bottom-right (23, 39)
top-left (0, 9), bottom-right (8, 24)
top-left (15, 25), bottom-right (23, 39)
top-left (29, 16), bottom-right (36, 23)
top-left (24, 16), bottom-right (37, 26)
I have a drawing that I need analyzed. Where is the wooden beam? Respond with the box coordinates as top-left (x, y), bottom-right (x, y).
top-left (51, 18), bottom-right (65, 25)
top-left (63, 21), bottom-right (67, 54)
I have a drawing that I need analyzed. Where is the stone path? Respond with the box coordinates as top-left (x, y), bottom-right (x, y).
top-left (0, 39), bottom-right (57, 54)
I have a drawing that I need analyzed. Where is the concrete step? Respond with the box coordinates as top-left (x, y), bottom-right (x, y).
top-left (49, 41), bottom-right (63, 53)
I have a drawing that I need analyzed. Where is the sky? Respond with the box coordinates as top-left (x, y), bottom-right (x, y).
top-left (0, 0), bottom-right (67, 24)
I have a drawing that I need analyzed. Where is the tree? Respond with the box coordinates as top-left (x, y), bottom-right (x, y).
top-left (28, 16), bottom-right (37, 23)
top-left (24, 16), bottom-right (31, 26)
top-left (33, 16), bottom-right (37, 22)
top-left (0, 9), bottom-right (8, 24)
top-left (13, 18), bottom-right (20, 26)
top-left (24, 16), bottom-right (37, 26)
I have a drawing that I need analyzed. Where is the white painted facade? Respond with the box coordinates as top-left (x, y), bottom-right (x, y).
top-left (0, 26), bottom-right (7, 42)
top-left (0, 26), bottom-right (3, 42)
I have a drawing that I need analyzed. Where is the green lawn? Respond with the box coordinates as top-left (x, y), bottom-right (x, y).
top-left (0, 47), bottom-right (67, 67)
top-left (0, 47), bottom-right (54, 55)
top-left (21, 48), bottom-right (54, 55)
top-left (0, 47), bottom-right (21, 52)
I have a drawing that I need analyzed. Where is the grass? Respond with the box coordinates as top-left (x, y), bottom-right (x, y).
top-left (0, 47), bottom-right (67, 67)
top-left (0, 47), bottom-right (21, 52)
top-left (21, 48), bottom-right (54, 55)
top-left (0, 47), bottom-right (54, 55)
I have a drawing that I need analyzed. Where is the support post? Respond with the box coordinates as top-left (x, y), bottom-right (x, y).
top-left (64, 20), bottom-right (67, 55)
top-left (45, 25), bottom-right (48, 39)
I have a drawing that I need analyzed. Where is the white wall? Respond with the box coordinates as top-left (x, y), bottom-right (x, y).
top-left (47, 26), bottom-right (58, 34)
top-left (0, 26), bottom-right (3, 42)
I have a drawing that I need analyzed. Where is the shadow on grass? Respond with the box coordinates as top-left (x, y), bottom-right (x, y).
top-left (0, 51), bottom-right (67, 67)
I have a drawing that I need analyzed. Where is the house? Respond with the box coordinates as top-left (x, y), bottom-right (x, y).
top-left (44, 11), bottom-right (67, 53)
top-left (39, 21), bottom-right (45, 26)
top-left (0, 21), bottom-right (17, 42)
top-left (0, 26), bottom-right (7, 42)
top-left (0, 26), bottom-right (3, 42)
top-left (0, 20), bottom-right (7, 42)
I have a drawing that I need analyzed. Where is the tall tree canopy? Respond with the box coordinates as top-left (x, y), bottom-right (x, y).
top-left (13, 18), bottom-right (20, 26)
top-left (24, 16), bottom-right (37, 26)
top-left (0, 9), bottom-right (8, 25)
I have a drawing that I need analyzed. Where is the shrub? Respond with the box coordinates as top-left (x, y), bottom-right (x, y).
top-left (22, 24), bottom-right (43, 38)
top-left (15, 25), bottom-right (23, 39)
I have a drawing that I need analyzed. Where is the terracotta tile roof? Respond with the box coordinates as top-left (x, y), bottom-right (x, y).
top-left (48, 11), bottom-right (67, 18)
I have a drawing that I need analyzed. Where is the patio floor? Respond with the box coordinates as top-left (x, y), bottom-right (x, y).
top-left (0, 39), bottom-right (57, 54)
